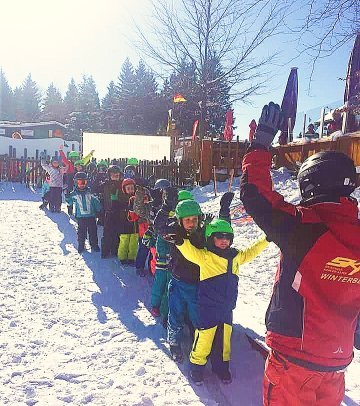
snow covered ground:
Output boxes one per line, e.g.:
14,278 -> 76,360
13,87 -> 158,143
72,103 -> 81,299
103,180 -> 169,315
0,171 -> 359,406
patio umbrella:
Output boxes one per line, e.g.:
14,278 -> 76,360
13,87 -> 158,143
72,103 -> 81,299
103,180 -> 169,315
249,119 -> 257,142
278,67 -> 298,145
223,110 -> 234,141
343,33 -> 360,132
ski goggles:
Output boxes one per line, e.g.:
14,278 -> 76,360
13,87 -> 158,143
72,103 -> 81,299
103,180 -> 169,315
211,232 -> 233,240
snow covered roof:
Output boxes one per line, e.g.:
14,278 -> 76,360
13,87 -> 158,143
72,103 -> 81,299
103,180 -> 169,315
0,121 -> 66,129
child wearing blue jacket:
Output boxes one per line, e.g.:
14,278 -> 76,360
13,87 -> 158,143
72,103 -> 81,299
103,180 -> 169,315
66,172 -> 102,253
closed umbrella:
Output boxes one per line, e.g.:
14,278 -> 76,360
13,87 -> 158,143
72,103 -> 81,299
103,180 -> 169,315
249,119 -> 257,142
223,110 -> 234,141
278,67 -> 298,145
343,33 -> 360,132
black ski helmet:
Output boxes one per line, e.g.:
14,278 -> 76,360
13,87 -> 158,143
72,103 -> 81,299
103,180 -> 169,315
154,179 -> 171,190
74,171 -> 88,181
298,151 -> 356,205
108,165 -> 121,177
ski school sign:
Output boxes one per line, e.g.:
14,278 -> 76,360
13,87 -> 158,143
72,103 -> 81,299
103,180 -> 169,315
82,132 -> 171,161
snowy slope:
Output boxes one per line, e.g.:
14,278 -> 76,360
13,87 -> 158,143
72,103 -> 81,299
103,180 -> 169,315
0,182 -> 263,406
0,172 -> 359,406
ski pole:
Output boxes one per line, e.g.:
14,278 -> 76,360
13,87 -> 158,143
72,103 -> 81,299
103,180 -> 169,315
213,166 -> 217,197
228,168 -> 234,192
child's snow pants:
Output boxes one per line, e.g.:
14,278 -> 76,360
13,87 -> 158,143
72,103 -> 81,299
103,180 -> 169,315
190,321 -> 232,376
101,211 -> 119,257
78,217 -> 98,249
49,187 -> 62,211
135,237 -> 149,270
118,233 -> 138,261
167,278 -> 198,346
151,269 -> 171,318
263,350 -> 345,406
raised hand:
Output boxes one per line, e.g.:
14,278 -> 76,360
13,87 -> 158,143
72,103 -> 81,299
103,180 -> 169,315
253,102 -> 283,149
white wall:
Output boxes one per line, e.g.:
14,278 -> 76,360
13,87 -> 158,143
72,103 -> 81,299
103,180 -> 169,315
82,132 -> 171,161
0,136 -> 80,159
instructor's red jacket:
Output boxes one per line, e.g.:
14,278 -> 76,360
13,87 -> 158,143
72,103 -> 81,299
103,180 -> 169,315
241,147 -> 360,371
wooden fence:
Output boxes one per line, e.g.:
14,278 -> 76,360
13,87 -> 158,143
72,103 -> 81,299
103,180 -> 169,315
275,132 -> 360,185
0,157 -> 195,188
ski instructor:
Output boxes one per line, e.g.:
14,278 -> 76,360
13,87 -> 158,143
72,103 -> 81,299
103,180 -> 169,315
240,102 -> 360,405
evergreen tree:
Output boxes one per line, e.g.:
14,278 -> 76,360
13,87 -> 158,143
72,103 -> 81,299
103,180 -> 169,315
70,75 -> 101,133
101,81 -> 118,133
205,56 -> 232,136
116,58 -> 137,133
133,60 -> 164,134
0,69 -> 14,120
64,78 -> 80,115
13,87 -> 24,121
41,83 -> 65,122
21,74 -> 41,121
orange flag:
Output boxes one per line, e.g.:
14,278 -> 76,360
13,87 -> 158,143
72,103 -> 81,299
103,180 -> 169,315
173,93 -> 187,103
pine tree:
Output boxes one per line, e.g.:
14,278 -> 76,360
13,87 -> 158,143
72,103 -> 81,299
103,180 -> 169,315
72,75 -> 101,133
21,74 -> 41,121
205,56 -> 232,136
13,87 -> 24,121
64,78 -> 80,115
0,69 -> 14,120
133,60 -> 163,134
116,58 -> 137,133
101,81 -> 119,133
41,83 -> 65,122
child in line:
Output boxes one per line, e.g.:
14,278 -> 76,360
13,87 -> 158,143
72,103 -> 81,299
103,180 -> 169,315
133,185 -> 152,276
100,165 -> 123,258
116,178 -> 138,265
40,154 -> 68,212
66,172 -> 102,253
39,173 -> 51,210
174,218 -> 268,385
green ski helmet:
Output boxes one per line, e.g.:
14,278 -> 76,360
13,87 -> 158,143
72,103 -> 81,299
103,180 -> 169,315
178,190 -> 193,201
68,151 -> 80,159
205,219 -> 234,241
74,159 -> 84,167
127,157 -> 139,166
97,159 -> 109,168
175,199 -> 202,219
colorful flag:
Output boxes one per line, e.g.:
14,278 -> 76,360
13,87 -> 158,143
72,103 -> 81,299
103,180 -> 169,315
173,93 -> 187,103
192,120 -> 199,140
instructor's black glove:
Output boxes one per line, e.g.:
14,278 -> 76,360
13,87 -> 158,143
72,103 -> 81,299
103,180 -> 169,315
253,102 -> 283,149
219,191 -> 235,219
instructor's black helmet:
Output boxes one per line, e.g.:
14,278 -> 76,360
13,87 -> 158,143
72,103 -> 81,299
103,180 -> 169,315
108,165 -> 121,175
298,151 -> 356,205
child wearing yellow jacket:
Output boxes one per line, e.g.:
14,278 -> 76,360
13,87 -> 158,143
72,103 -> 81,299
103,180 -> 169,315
175,218 -> 268,385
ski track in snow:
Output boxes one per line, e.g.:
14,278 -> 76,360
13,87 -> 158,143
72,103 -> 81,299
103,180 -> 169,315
0,174 -> 359,406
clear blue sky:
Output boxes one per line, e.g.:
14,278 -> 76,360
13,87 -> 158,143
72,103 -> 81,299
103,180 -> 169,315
0,0 -> 353,138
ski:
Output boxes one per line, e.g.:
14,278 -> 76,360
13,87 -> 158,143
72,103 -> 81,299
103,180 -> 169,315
246,334 -> 269,360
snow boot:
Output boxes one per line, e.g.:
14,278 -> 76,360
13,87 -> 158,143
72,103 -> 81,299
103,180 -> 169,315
170,345 -> 183,363
127,259 -> 135,266
67,205 -> 73,215
136,268 -> 146,277
78,244 -> 85,253
189,369 -> 204,386
212,369 -> 232,384
150,307 -> 160,317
